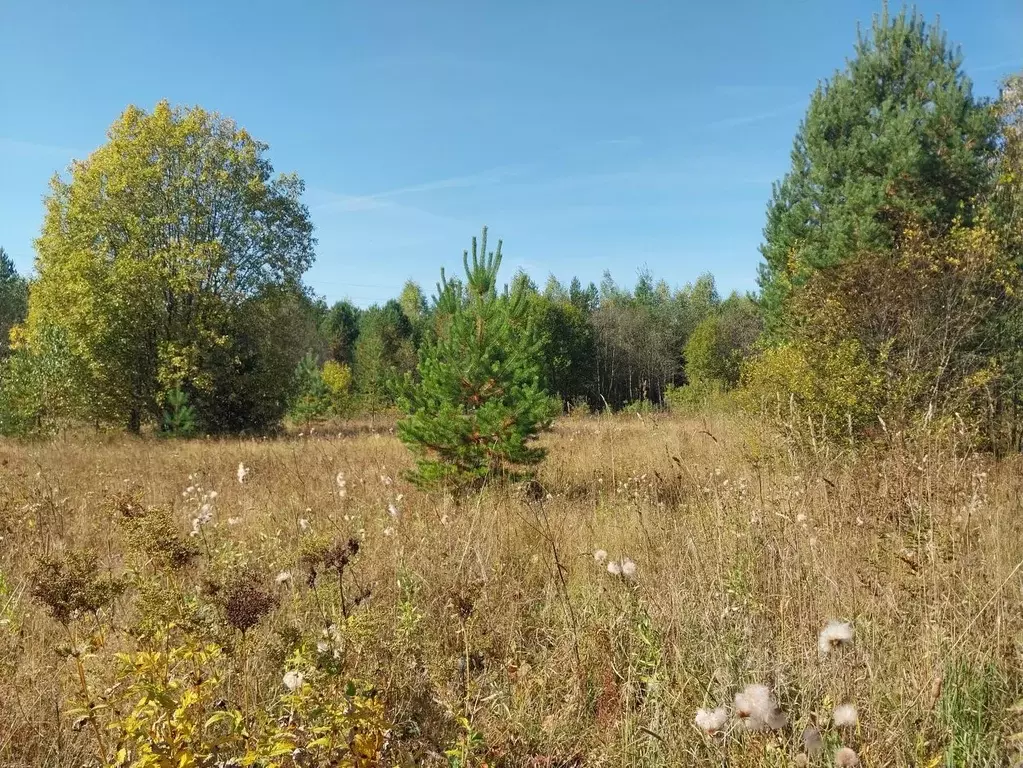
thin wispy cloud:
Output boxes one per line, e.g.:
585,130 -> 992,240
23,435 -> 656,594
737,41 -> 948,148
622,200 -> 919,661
313,164 -> 530,213
593,136 -> 643,147
706,100 -> 806,129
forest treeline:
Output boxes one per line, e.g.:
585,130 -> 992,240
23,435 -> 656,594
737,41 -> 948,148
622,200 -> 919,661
1,7 -> 1022,449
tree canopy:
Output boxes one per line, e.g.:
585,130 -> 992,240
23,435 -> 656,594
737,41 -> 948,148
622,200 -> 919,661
27,101 -> 315,432
759,6 -> 998,335
0,247 -> 28,358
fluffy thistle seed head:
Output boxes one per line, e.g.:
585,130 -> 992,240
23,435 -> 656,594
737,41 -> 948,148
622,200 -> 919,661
834,747 -> 860,767
802,726 -> 824,757
733,683 -> 786,731
819,620 -> 854,656
282,669 -> 304,692
833,704 -> 858,728
593,549 -> 608,563
694,706 -> 728,734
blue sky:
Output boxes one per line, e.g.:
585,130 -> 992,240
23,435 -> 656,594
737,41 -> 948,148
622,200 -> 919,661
1,1 -> 1020,306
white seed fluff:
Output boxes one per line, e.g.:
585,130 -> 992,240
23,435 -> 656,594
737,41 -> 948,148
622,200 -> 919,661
833,704 -> 858,728
733,683 -> 787,731
834,747 -> 860,767
282,670 -> 304,692
818,619 -> 854,656
694,706 -> 728,734
802,726 -> 824,757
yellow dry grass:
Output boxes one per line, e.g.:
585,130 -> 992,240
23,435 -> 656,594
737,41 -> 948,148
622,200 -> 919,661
1,413 -> 1021,766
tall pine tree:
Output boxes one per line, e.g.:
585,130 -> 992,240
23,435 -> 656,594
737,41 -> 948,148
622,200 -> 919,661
758,6 -> 997,336
397,228 -> 551,489
0,248 -> 28,358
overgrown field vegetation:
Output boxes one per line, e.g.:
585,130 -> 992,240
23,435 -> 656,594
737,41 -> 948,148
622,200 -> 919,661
1,414 -> 1022,766
3,6 -> 1023,766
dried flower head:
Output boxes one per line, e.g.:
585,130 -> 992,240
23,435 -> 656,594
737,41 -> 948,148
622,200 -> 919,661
221,569 -> 278,634
833,704 -> 858,728
620,557 -> 637,579
593,549 -> 608,563
282,669 -> 304,692
733,683 -> 787,731
336,471 -> 347,497
607,560 -> 622,576
694,706 -> 728,734
323,538 -> 360,573
819,620 -> 854,656
237,462 -> 249,484
802,726 -> 824,757
317,624 -> 343,658
834,747 -> 860,767
275,571 -> 292,585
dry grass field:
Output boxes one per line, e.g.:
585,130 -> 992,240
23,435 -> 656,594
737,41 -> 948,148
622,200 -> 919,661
1,413 -> 1021,766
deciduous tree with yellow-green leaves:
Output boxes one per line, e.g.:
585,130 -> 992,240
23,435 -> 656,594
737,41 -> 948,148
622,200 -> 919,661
26,101 -> 315,433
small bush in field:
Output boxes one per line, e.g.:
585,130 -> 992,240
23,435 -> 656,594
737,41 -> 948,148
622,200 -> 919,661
29,549 -> 125,626
665,379 -> 733,414
737,337 -> 880,437
322,359 -> 354,415
112,489 -> 198,570
106,637 -> 388,767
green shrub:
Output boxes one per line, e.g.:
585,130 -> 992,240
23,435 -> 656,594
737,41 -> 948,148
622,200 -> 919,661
0,324 -> 86,436
664,379 -> 733,414
737,338 -> 881,438
321,360 -> 354,417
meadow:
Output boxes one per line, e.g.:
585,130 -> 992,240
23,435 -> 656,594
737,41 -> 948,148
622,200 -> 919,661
1,413 -> 1021,767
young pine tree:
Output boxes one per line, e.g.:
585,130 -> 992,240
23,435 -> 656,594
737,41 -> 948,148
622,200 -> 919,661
397,228 -> 552,489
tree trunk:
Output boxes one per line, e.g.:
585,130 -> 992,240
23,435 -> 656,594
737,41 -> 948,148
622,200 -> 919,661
128,406 -> 141,434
